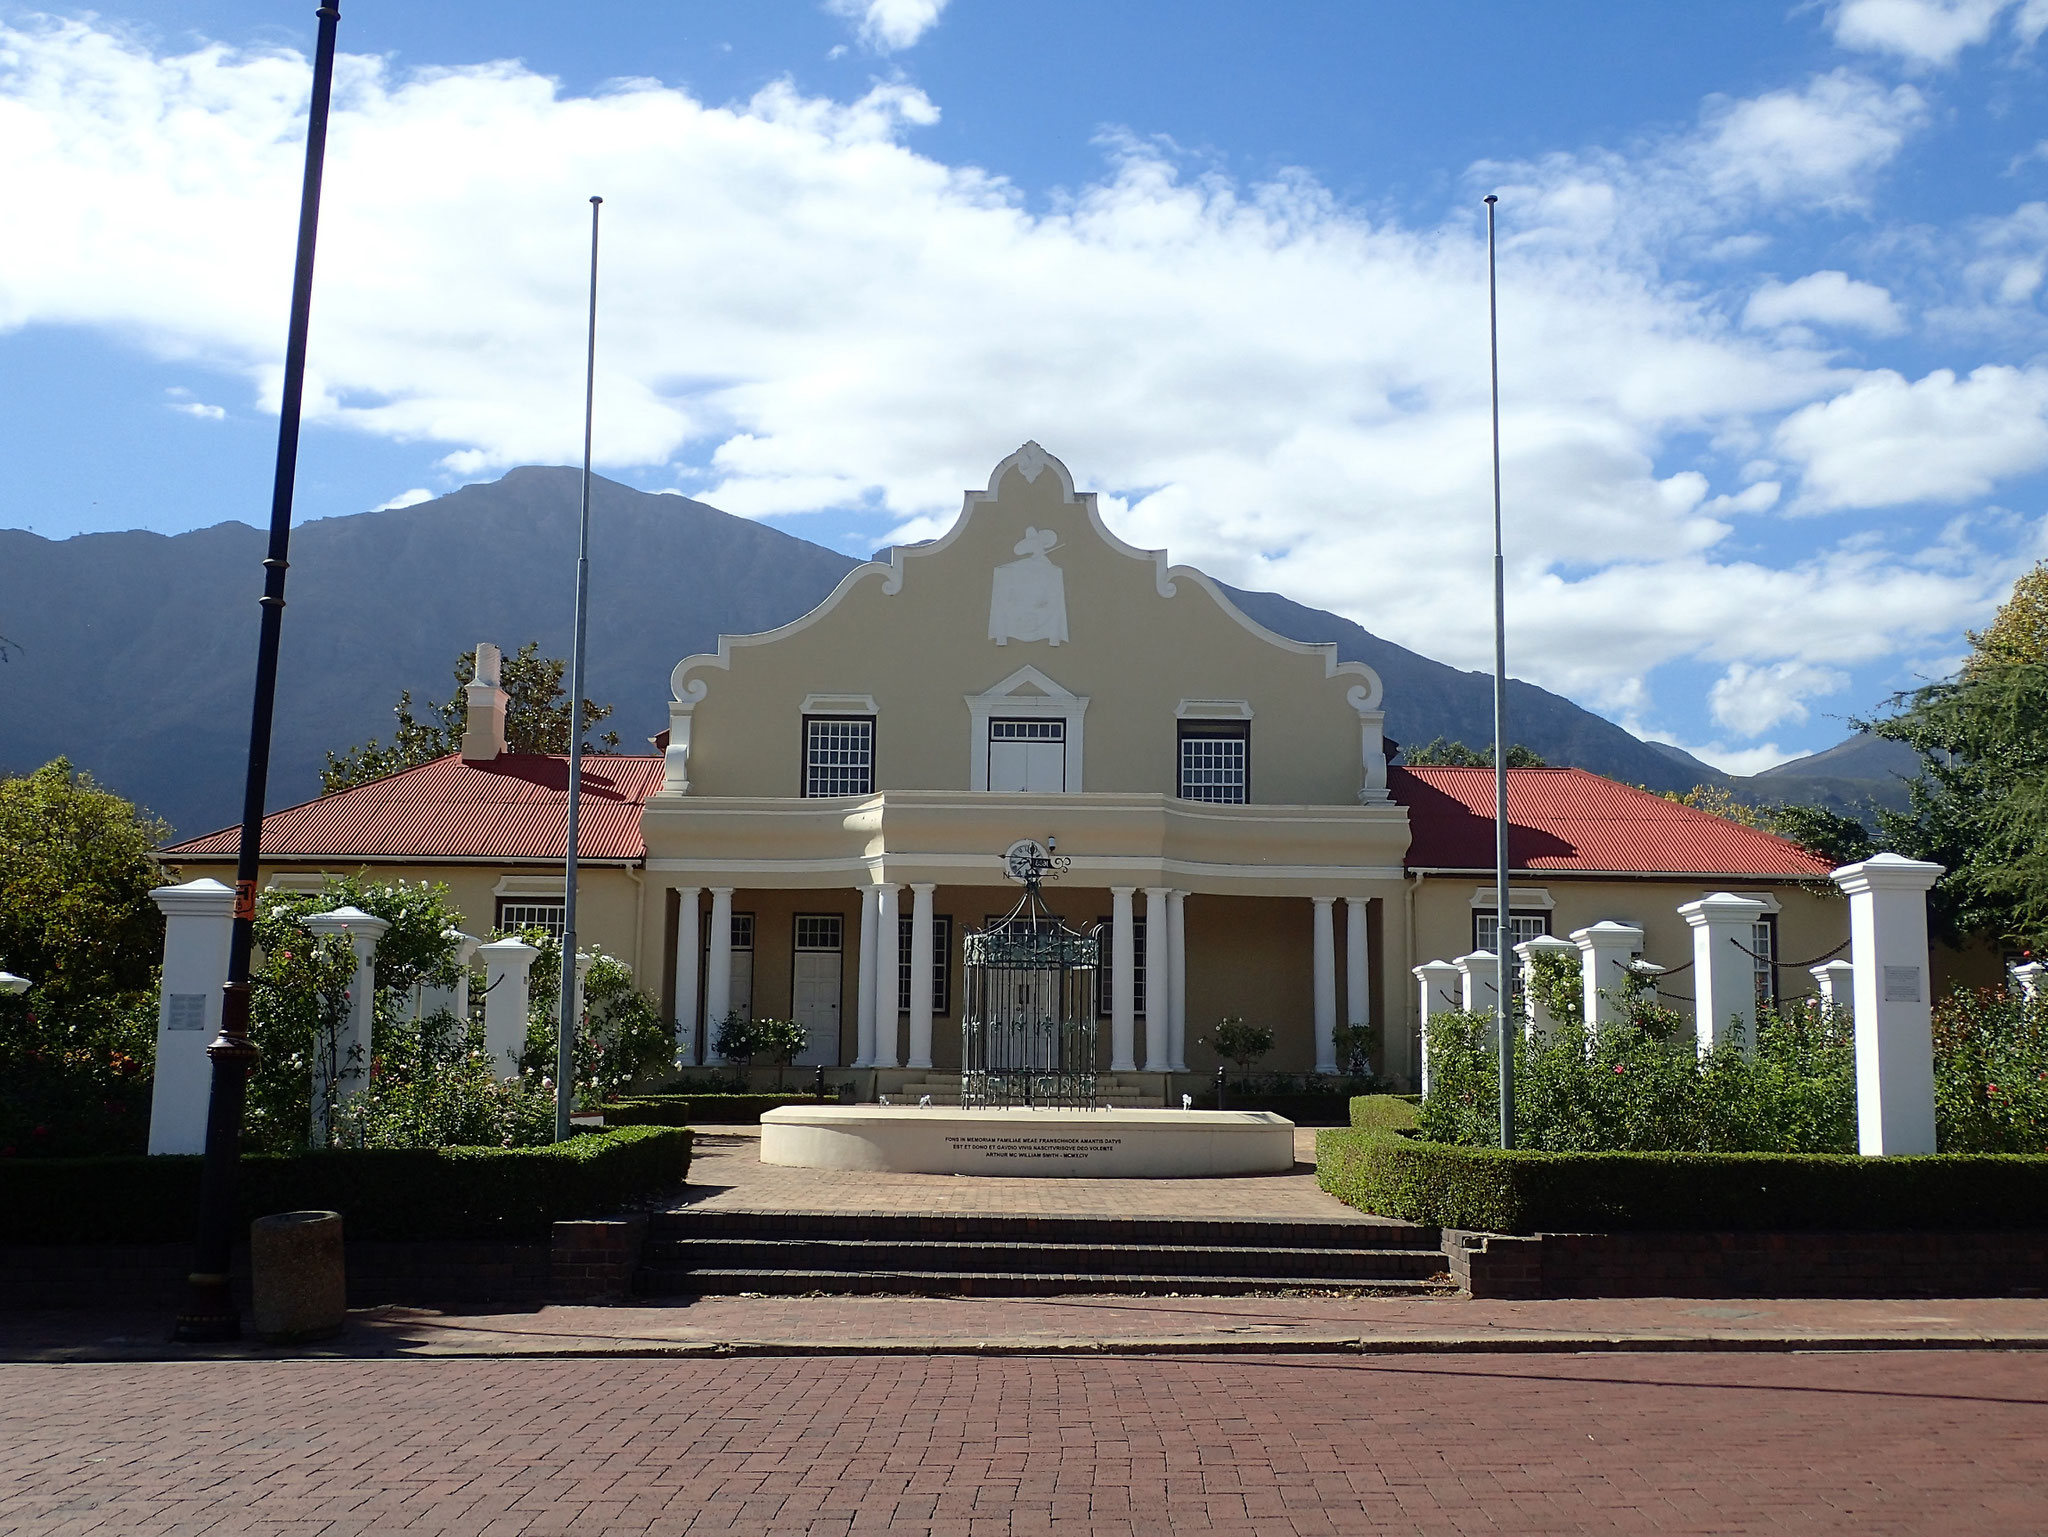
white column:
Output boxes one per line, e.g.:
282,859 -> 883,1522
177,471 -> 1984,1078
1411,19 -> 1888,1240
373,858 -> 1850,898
304,905 -> 389,1139
874,884 -> 901,1069
478,936 -> 539,1077
1142,887 -> 1171,1071
146,878 -> 235,1156
908,883 -> 937,1070
2012,961 -> 2045,1002
672,888 -> 701,1066
704,887 -> 734,1062
854,884 -> 879,1068
1110,887 -> 1137,1072
1453,949 -> 1499,1018
1811,958 -> 1855,1010
1514,934 -> 1578,1037
1411,959 -> 1460,1097
1833,854 -> 1945,1156
1571,921 -> 1643,1035
1311,896 -> 1338,1075
1344,897 -> 1370,1032
571,949 -> 594,1038
1167,890 -> 1189,1071
417,931 -> 480,1023
1679,892 -> 1769,1055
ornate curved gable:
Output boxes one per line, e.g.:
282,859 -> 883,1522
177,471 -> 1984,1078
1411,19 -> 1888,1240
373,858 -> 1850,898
664,445 -> 1388,805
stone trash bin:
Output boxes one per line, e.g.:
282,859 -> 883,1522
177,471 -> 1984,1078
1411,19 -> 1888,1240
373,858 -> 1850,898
250,1211 -> 346,1344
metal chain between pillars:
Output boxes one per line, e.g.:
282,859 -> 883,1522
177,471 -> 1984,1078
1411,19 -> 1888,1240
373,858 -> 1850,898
173,0 -> 342,1345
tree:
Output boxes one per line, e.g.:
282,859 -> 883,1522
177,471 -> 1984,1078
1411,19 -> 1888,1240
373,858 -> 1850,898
323,641 -> 623,793
0,759 -> 168,1154
1865,560 -> 2048,953
1399,737 -> 1547,768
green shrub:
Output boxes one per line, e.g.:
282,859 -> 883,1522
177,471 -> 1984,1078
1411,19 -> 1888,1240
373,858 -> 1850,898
1316,1126 -> 2048,1233
1934,987 -> 2048,1153
520,939 -> 673,1107
1204,1017 -> 1274,1073
1349,1094 -> 1421,1133
1,1125 -> 690,1244
1422,1004 -> 1857,1154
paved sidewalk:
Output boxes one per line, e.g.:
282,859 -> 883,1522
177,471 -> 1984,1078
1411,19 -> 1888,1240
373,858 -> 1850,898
5,1351 -> 2045,1533
10,1293 -> 2048,1363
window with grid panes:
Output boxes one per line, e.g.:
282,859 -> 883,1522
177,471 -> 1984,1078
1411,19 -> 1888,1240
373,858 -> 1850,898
794,914 -> 842,952
1178,723 -> 1248,802
1096,914 -> 1147,1016
896,914 -> 953,1014
1473,910 -> 1550,1000
496,898 -> 565,938
802,716 -> 874,797
1752,915 -> 1779,1007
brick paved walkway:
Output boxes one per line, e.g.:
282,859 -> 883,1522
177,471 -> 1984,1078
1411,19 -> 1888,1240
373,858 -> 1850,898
4,1351 -> 2044,1533
674,1127 -> 1384,1222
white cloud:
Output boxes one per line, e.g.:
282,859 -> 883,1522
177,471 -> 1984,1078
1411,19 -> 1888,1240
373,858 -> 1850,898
1744,271 -> 1904,334
824,0 -> 950,52
169,400 -> 226,420
1647,736 -> 1804,777
1829,0 -> 2013,66
0,19 -> 2027,746
1775,365 -> 2048,508
1709,660 -> 1851,736
373,487 -> 434,510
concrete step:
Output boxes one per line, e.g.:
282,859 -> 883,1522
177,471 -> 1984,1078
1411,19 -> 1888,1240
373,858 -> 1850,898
637,1268 -> 1451,1298
649,1209 -> 1440,1249
643,1237 -> 1447,1281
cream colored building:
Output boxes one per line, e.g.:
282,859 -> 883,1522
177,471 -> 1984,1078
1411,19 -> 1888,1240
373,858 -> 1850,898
166,444 -> 1852,1094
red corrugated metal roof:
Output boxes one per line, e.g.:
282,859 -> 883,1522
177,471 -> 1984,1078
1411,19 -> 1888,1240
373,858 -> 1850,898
164,754 -> 664,862
1395,765 -> 1836,876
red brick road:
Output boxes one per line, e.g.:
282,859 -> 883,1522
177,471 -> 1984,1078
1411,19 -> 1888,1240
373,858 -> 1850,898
5,1351 -> 2045,1534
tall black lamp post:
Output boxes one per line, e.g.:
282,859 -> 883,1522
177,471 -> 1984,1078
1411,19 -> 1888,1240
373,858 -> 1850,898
173,0 -> 343,1343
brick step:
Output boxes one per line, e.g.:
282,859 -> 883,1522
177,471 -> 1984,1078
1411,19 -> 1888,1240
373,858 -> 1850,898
634,1267 -> 1452,1298
642,1237 -> 1447,1281
648,1209 -> 1440,1250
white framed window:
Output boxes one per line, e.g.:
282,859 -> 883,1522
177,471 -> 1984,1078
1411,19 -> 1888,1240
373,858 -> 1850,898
1178,725 -> 1249,802
1752,915 -> 1779,1008
1472,910 -> 1551,955
794,914 -> 843,953
988,717 -> 1066,792
1096,913 -> 1147,1017
897,914 -> 954,1015
803,716 -> 874,797
497,898 -> 566,938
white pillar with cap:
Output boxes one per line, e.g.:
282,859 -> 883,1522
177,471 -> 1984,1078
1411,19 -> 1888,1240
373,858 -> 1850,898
1412,959 -> 1460,1097
1833,853 -> 1945,1156
147,878 -> 236,1155
1514,933 -> 1579,1037
1811,958 -> 1855,1010
1679,892 -> 1769,1054
704,887 -> 734,1063
304,905 -> 390,1140
2012,961 -> 2045,1003
1571,921 -> 1643,1034
671,888 -> 701,1065
873,884 -> 901,1069
478,936 -> 539,1077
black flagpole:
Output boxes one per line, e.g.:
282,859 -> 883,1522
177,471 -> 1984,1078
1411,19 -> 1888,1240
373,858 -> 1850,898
173,0 -> 343,1343
557,195 -> 602,1143
1486,194 -> 1515,1152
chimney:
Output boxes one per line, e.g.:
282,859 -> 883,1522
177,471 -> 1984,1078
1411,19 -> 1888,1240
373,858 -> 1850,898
461,642 -> 508,761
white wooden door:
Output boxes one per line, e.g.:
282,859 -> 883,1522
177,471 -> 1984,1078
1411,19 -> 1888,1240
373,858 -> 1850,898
988,719 -> 1065,792
792,913 -> 842,1066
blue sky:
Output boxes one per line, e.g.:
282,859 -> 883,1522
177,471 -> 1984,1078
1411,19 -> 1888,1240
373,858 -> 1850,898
3,0 -> 2046,771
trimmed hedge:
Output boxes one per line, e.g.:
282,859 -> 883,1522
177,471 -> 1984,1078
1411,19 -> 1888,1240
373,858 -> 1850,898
603,1093 -> 836,1126
2,1126 -> 691,1245
1316,1127 -> 2048,1234
1349,1095 -> 1422,1134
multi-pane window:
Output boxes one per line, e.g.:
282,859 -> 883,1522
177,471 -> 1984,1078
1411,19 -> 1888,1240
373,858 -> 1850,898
1752,915 -> 1779,1008
988,718 -> 1065,792
1096,914 -> 1147,1016
896,914 -> 954,1014
1473,910 -> 1550,1002
803,716 -> 874,797
794,914 -> 842,952
1178,725 -> 1248,803
497,898 -> 565,938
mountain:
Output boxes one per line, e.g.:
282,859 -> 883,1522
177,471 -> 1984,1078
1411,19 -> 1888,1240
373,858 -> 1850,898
0,465 -> 1896,836
1741,732 -> 1921,819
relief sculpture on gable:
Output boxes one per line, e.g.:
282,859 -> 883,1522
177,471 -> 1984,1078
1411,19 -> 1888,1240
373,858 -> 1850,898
988,526 -> 1068,646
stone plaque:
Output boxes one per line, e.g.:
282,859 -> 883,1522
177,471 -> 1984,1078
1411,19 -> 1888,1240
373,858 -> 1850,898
166,993 -> 208,1030
1882,965 -> 1922,1004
